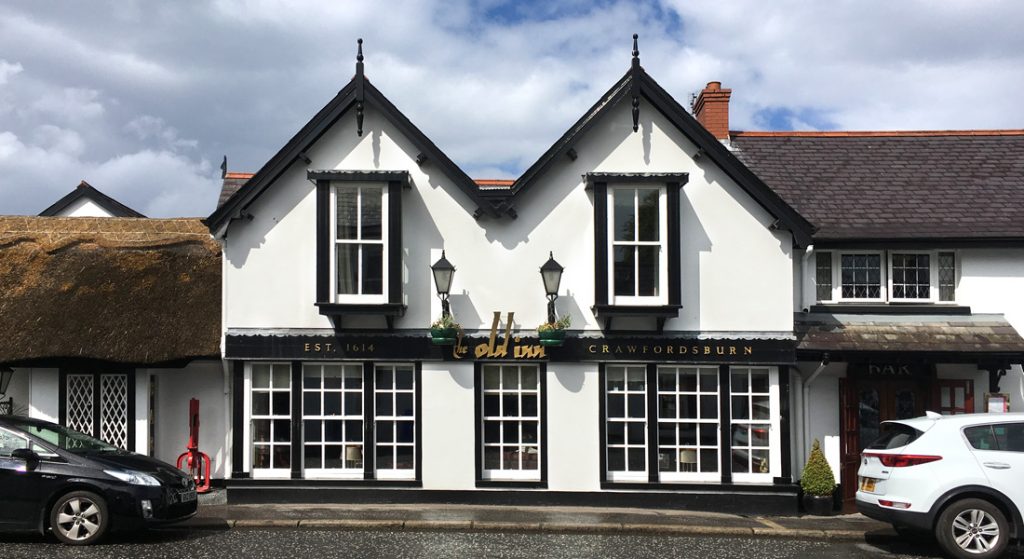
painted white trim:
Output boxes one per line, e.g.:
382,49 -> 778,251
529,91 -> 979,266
888,250 -> 939,303
729,366 -> 781,484
834,250 -> 886,302
331,182 -> 389,305
607,185 -> 669,306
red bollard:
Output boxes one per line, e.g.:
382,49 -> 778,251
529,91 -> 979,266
176,398 -> 212,493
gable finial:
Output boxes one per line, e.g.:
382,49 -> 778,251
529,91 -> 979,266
355,38 -> 365,137
630,33 -> 640,132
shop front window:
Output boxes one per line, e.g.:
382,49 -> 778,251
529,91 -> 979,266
605,365 -> 647,481
730,367 -> 772,480
374,364 -> 416,479
480,364 -> 542,481
658,366 -> 720,481
302,364 -> 363,478
251,363 -> 291,476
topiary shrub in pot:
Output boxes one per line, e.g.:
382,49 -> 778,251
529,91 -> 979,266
800,438 -> 837,516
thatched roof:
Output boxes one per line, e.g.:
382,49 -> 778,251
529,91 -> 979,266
0,217 -> 221,365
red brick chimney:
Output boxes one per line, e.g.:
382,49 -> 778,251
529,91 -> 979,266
693,81 -> 732,140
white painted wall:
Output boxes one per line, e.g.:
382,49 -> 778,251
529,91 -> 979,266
150,361 -> 229,478
3,368 -> 32,416
223,99 -> 794,336
958,248 -> 1024,332
795,361 -> 845,481
420,361 -> 476,490
59,197 -> 115,217
545,363 -> 600,491
28,368 -> 59,422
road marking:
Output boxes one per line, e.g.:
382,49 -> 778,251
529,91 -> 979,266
754,517 -> 786,530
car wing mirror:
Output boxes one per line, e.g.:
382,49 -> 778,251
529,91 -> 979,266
11,448 -> 40,471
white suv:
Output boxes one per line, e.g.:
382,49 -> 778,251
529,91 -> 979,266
857,412 -> 1024,559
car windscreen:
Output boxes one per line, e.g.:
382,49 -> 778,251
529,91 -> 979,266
5,420 -> 118,453
866,423 -> 923,450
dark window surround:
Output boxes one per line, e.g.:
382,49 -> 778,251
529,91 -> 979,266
588,173 -> 685,332
243,360 -> 422,483
599,363 -> 791,489
474,362 -> 549,488
58,368 -> 136,453
313,170 -> 409,330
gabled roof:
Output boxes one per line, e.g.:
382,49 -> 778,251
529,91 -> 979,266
508,52 -> 814,247
730,131 -> 1024,243
39,181 -> 146,218
0,217 -> 220,365
206,45 -> 499,235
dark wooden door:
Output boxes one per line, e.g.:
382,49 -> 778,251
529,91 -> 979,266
839,378 -> 925,507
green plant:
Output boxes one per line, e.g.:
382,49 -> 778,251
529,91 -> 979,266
430,314 -> 460,330
537,314 -> 571,332
800,439 -> 836,497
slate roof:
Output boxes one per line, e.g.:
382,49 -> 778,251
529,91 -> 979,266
0,217 -> 221,365
795,312 -> 1024,356
731,131 -> 1024,241
39,181 -> 146,218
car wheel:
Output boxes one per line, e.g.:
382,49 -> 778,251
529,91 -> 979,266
49,491 -> 110,545
935,498 -> 1008,559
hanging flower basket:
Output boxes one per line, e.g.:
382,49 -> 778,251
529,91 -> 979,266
537,329 -> 566,347
430,326 -> 458,345
537,315 -> 571,347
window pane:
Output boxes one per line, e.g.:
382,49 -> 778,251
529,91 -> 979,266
613,246 -> 635,296
637,188 -> 660,242
304,444 -> 322,469
252,392 -> 270,416
272,392 -> 289,416
252,365 -> 271,389
336,188 -> 358,240
361,186 -> 383,240
304,420 -> 321,442
336,244 -> 358,295
627,448 -> 646,471
272,365 -> 290,388
396,393 -> 414,417
253,419 -> 270,442
841,253 -> 881,299
938,252 -> 956,301
608,448 -> 625,471
323,393 -> 341,416
376,393 -> 393,416
815,252 -> 832,301
361,244 -> 383,295
637,246 -> 659,296
272,419 -> 290,442
892,253 -> 930,300
613,189 -> 635,242
304,392 -> 321,416
324,421 -> 343,442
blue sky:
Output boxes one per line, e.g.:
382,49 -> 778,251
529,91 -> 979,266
1,0 -> 1023,216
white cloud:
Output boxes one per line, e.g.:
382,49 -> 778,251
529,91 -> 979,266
2,1 -> 1024,217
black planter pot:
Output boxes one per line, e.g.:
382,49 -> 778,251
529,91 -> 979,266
802,494 -> 834,516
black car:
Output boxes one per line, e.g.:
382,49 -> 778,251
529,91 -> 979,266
0,416 -> 197,545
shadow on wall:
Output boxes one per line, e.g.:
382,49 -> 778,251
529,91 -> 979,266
554,368 -> 585,393
223,168 -> 313,269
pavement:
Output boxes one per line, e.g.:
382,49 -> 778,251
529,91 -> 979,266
182,496 -> 897,542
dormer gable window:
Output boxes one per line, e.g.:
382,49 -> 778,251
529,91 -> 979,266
312,170 -> 408,328
588,173 -> 686,331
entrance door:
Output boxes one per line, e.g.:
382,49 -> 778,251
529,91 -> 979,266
839,377 -> 924,507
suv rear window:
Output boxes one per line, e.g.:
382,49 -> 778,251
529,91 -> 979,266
964,423 -> 1024,452
867,423 -> 923,450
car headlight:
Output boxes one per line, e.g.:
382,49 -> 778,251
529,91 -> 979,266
105,469 -> 161,486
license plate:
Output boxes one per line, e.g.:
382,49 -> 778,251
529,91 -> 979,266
859,477 -> 876,493
179,490 -> 197,503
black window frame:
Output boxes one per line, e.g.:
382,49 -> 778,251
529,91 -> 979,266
312,171 -> 409,329
587,173 -> 685,331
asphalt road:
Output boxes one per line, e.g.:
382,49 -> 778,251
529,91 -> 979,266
1,528 -> 1023,559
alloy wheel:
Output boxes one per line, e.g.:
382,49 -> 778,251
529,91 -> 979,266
54,497 -> 103,542
950,508 -> 1000,554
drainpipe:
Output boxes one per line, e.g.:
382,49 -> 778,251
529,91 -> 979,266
801,353 -> 830,475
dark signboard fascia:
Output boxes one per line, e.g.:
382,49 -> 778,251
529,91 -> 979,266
225,334 -> 796,364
